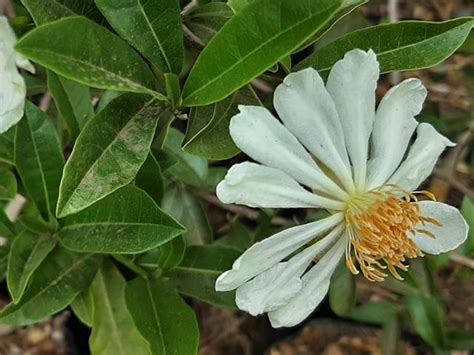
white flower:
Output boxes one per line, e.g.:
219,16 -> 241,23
215,49 -> 469,328
0,16 -> 34,134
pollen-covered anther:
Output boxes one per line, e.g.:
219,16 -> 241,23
344,190 -> 440,282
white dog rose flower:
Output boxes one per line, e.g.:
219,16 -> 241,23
215,49 -> 469,328
0,16 -> 34,133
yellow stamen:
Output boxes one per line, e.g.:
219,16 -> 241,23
344,188 -> 440,282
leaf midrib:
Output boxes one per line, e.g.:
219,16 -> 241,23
146,280 -> 166,355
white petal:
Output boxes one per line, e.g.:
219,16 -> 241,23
235,225 -> 343,315
387,123 -> 454,191
0,70 -> 25,133
367,79 -> 427,190
411,201 -> 468,255
215,214 -> 343,291
268,237 -> 346,328
274,68 -> 354,192
230,105 -> 348,200
216,162 -> 345,210
326,49 -> 379,190
0,16 -> 35,73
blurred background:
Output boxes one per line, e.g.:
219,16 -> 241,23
0,0 -> 473,354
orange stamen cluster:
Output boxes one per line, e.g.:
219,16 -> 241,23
344,188 -> 441,282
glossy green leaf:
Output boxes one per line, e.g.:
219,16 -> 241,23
329,261 -> 356,316
96,0 -> 183,74
56,94 -> 162,218
48,71 -> 94,139
125,278 -> 199,355
183,85 -> 260,160
15,101 -> 65,220
164,129 -> 208,187
71,290 -> 93,327
0,169 -> 17,201
0,130 -> 14,165
16,17 -> 162,97
158,236 -> 185,271
406,295 -> 447,349
182,0 -> 344,106
7,231 -> 56,303
0,247 -> 101,326
89,260 -> 149,355
21,0 -> 74,25
135,152 -> 164,205
167,245 -> 240,308
162,184 -> 212,246
295,18 -> 474,75
185,2 -> 233,45
56,186 -> 185,254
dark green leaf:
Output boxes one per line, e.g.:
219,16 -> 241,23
167,245 -> 240,308
15,101 -> 65,220
183,85 -> 260,160
135,152 -> 164,205
0,247 -> 101,326
17,201 -> 57,234
164,129 -> 208,187
329,261 -> 356,316
214,220 -> 253,251
56,186 -> 184,254
185,2 -> 233,45
16,17 -> 163,98
406,295 -> 447,349
164,73 -> 181,108
295,18 -> 474,75
158,236 -> 185,271
460,197 -> 474,255
96,0 -> 183,74
70,290 -> 93,326
56,94 -> 162,217
21,0 -> 74,25
48,71 -> 94,139
0,130 -> 14,165
7,231 -> 57,303
0,169 -> 17,201
125,278 -> 199,355
182,0 -> 344,106
446,330 -> 474,350
382,315 -> 401,355
349,301 -> 398,325
89,259 -> 149,355
162,184 -> 212,246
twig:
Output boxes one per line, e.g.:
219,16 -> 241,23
198,192 -> 292,226
182,24 -> 206,48
450,252 -> 474,270
39,91 -> 52,112
433,168 -> 474,200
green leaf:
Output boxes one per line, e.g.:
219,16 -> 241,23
16,17 -> 162,98
329,261 -> 356,316
185,2 -> 233,45
0,210 -> 15,239
164,128 -> 208,187
7,231 -> 57,303
15,101 -> 65,220
167,245 -> 240,308
125,278 -> 199,355
183,85 -> 260,160
70,290 -> 93,327
48,71 -> 94,139
158,236 -> 185,271
295,18 -> 474,75
0,130 -> 14,165
0,169 -> 17,201
0,247 -> 101,326
56,94 -> 162,218
18,201 -> 57,234
382,315 -> 401,355
182,0 -> 344,106
406,295 -> 447,349
96,0 -> 183,74
349,301 -> 398,325
135,152 -> 164,205
56,186 -> 185,254
164,73 -> 181,108
446,330 -> 474,350
460,197 -> 474,255
214,220 -> 253,251
162,184 -> 212,246
21,0 -> 74,25
89,260 -> 149,355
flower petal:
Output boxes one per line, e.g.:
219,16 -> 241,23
326,49 -> 379,190
0,16 -> 35,73
274,68 -> 354,192
235,225 -> 343,316
411,201 -> 468,255
366,79 -> 427,190
216,162 -> 345,210
0,70 -> 26,133
387,123 -> 454,192
268,237 -> 346,328
215,214 -> 343,292
229,105 -> 348,200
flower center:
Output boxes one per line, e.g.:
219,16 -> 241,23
343,187 -> 441,282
